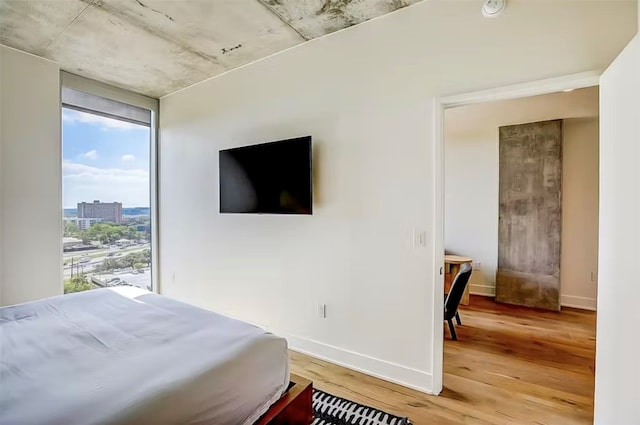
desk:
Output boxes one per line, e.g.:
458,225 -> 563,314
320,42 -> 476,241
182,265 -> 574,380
445,255 -> 472,306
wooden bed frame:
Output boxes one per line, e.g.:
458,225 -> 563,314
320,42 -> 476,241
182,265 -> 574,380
255,374 -> 313,425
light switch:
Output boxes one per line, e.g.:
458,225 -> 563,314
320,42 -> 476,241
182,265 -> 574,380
413,229 -> 427,248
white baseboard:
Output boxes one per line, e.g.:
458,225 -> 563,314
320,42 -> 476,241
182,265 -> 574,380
274,330 -> 434,394
561,295 -> 597,311
469,284 -> 495,297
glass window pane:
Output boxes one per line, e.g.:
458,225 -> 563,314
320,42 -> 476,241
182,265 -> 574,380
62,104 -> 153,293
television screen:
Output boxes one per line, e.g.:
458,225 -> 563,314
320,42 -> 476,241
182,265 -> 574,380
219,136 -> 312,214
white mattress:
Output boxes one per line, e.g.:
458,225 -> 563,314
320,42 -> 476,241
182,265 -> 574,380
0,287 -> 290,425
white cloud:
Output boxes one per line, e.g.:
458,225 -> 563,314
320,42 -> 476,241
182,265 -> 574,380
63,108 -> 146,131
63,161 -> 149,208
83,150 -> 98,160
121,154 -> 136,162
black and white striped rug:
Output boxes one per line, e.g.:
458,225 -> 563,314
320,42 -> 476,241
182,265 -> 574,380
312,388 -> 412,425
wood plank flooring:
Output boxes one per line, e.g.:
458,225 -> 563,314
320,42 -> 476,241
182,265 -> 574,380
289,295 -> 596,425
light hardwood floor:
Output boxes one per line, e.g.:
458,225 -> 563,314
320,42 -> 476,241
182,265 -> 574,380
290,295 -> 596,425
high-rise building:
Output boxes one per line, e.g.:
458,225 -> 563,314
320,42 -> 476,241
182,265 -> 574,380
78,200 -> 122,224
64,217 -> 104,231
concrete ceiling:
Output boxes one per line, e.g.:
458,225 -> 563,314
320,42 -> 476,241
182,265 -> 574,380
0,0 -> 420,98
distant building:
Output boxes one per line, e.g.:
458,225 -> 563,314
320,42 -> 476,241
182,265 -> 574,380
65,217 -> 104,231
78,200 -> 122,224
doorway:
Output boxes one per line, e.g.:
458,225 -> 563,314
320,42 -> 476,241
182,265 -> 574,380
432,73 -> 601,423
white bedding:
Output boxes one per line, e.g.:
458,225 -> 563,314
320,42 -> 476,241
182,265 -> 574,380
0,287 -> 290,425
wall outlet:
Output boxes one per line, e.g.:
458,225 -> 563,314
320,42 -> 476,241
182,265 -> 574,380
473,262 -> 481,271
318,303 -> 327,318
591,271 -> 597,283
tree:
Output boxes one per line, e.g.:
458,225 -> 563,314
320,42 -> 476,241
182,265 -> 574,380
95,258 -> 119,273
64,221 -> 80,237
79,222 -> 145,245
94,248 -> 152,274
64,275 -> 95,294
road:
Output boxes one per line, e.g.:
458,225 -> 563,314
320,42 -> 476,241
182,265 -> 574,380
63,244 -> 150,279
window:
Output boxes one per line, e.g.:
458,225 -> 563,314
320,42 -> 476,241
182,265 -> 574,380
61,74 -> 158,294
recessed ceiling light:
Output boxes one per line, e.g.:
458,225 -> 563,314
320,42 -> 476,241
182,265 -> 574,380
563,89 -> 575,92
482,0 -> 507,18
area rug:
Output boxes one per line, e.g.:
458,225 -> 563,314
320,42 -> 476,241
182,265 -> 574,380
312,388 -> 412,425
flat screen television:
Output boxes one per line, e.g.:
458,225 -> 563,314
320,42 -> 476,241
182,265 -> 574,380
219,136 -> 312,214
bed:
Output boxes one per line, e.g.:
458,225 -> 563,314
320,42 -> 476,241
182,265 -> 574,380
0,287 -> 307,425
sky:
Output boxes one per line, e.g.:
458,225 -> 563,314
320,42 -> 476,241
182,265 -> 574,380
62,108 -> 150,208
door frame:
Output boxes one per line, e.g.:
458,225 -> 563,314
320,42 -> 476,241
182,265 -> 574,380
430,70 -> 601,395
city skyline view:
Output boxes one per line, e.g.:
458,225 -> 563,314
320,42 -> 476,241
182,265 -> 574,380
62,107 -> 153,294
62,108 -> 151,208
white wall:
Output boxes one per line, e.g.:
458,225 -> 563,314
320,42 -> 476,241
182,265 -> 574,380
594,34 -> 640,425
0,46 -> 62,305
159,1 -> 636,393
561,117 -> 600,309
444,89 -> 600,310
